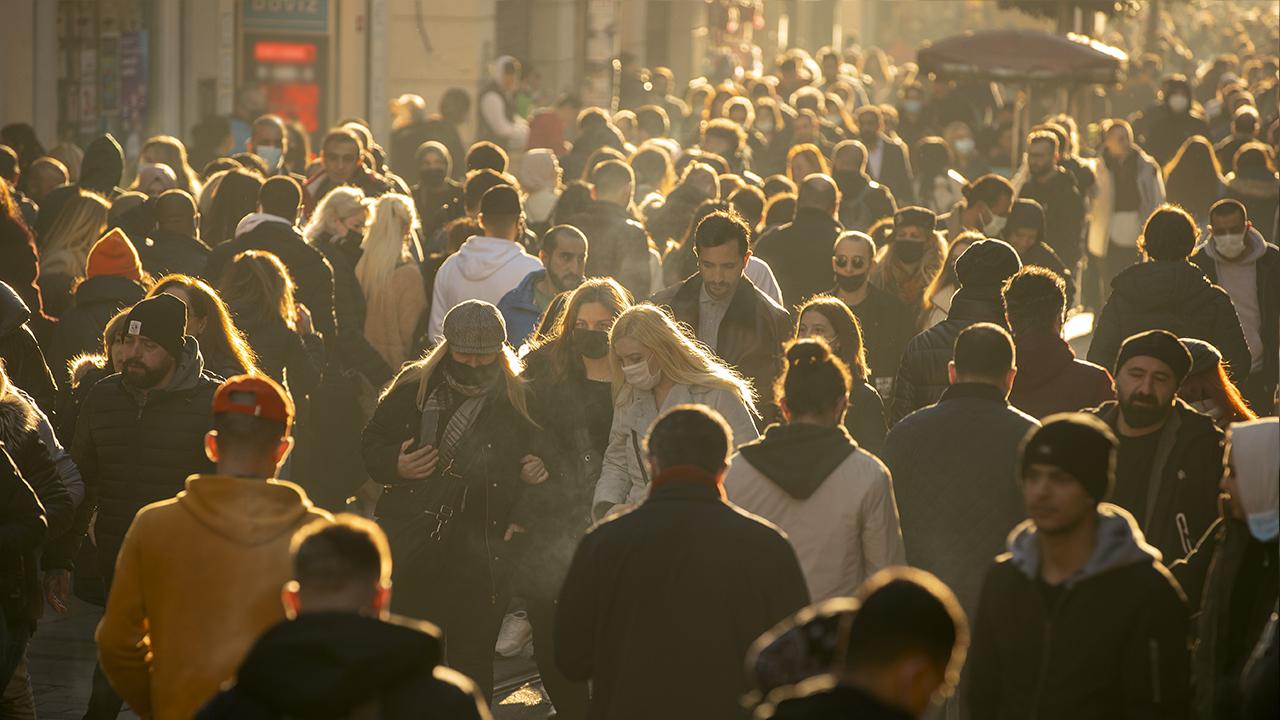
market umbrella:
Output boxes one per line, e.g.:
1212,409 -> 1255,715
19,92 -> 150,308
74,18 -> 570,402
917,29 -> 1127,84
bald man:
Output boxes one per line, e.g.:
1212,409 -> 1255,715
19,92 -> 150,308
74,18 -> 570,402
140,189 -> 210,278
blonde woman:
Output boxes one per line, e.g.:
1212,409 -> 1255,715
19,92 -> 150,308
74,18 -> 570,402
355,193 -> 427,368
592,304 -> 759,519
360,299 -> 545,700
39,190 -> 111,317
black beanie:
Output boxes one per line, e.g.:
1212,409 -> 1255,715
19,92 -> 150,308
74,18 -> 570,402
955,238 -> 1022,289
124,294 -> 187,360
1020,413 -> 1117,502
1115,329 -> 1192,383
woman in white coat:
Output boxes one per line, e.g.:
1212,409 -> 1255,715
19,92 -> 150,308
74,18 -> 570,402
725,337 -> 905,601
592,304 -> 759,519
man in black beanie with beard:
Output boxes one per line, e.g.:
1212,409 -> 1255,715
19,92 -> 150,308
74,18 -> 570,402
46,292 -> 222,719
1086,329 -> 1224,564
967,412 -> 1190,719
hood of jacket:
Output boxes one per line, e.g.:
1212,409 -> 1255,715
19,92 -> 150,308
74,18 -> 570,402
234,212 -> 296,239
69,355 -> 110,391
1007,503 -> 1162,585
737,423 -> 858,500
233,611 -> 444,716
454,235 -> 532,282
1013,331 -> 1077,391
72,275 -> 147,308
177,475 -> 314,546
0,281 -> 31,337
80,134 -> 124,196
1109,260 -> 1219,311
0,389 -> 37,448
1198,226 -> 1268,265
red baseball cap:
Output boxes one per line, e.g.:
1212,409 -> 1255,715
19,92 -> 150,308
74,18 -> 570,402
212,375 -> 294,429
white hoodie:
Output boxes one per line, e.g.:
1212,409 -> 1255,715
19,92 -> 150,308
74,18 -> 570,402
428,235 -> 542,342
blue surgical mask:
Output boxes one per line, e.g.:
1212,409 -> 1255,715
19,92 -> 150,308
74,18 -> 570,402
1247,510 -> 1279,542
256,145 -> 283,171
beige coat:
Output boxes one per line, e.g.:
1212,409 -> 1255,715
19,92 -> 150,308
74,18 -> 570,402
96,475 -> 332,720
364,262 -> 428,369
724,449 -> 905,601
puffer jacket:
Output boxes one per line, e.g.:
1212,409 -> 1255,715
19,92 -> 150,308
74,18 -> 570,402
0,281 -> 57,416
50,338 -> 219,575
651,274 -> 791,422
726,423 -> 905,601
1088,399 -> 1224,566
1009,331 -> 1115,419
49,275 -> 146,384
568,200 -> 653,302
888,288 -> 1008,425
1087,260 -> 1251,383
967,504 -> 1190,719
592,383 -> 759,518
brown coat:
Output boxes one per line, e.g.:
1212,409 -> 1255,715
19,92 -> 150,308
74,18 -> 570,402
1009,331 -> 1115,420
96,475 -> 332,720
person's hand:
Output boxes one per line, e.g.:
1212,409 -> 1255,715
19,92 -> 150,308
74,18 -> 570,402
397,439 -> 438,480
44,570 -> 70,615
519,455 -> 549,485
296,304 -> 314,336
503,523 -> 526,542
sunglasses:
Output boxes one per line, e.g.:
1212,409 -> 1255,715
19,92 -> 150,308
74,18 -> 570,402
834,256 -> 867,270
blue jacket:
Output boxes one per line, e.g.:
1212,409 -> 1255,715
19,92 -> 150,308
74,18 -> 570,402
498,269 -> 546,347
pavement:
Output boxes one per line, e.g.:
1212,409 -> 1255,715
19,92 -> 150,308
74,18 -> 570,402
28,596 -> 552,719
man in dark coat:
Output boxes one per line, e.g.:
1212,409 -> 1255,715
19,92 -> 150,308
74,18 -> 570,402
139,189 -> 210,280
889,239 -> 1022,425
1087,330 -> 1224,565
755,174 -> 844,308
1017,131 -> 1086,271
1131,75 -> 1211,166
568,160 -> 652,301
555,405 -> 810,720
303,128 -> 399,213
883,323 -> 1038,617
1004,266 -> 1114,419
49,294 -> 218,719
0,282 -> 56,416
1088,205 -> 1251,384
830,140 -> 897,234
198,516 -> 489,719
967,413 -> 1191,719
855,106 -> 913,205
206,176 -> 337,338
410,141 -> 463,242
1002,198 -> 1075,305
1191,199 -> 1279,413
652,212 -> 791,422
831,232 -> 915,397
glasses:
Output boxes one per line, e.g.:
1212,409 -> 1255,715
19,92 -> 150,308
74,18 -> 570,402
834,256 -> 867,270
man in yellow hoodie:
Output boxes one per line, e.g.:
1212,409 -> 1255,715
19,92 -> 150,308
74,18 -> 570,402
96,374 -> 333,719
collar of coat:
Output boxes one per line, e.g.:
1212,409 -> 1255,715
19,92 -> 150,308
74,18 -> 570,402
666,272 -> 776,328
939,382 -> 1009,406
648,464 -> 727,500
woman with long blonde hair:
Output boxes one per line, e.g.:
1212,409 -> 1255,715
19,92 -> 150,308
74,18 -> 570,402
360,299 -> 544,700
150,274 -> 260,378
355,193 -> 427,368
39,190 -> 111,316
592,303 -> 759,519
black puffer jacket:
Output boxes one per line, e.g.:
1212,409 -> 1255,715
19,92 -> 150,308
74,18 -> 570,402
310,231 -> 393,387
138,229 -> 210,280
888,288 -> 1008,425
52,339 -> 218,574
0,281 -> 57,416
1088,261 -> 1251,382
197,612 -> 488,720
569,200 -> 653,302
49,275 -> 146,384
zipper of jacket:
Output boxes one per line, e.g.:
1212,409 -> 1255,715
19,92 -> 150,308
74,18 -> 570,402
1029,590 -> 1069,720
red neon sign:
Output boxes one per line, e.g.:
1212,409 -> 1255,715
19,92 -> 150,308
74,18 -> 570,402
254,41 -> 317,65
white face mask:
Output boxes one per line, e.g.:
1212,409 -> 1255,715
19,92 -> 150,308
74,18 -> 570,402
622,357 -> 660,391
1190,399 -> 1227,421
954,137 -> 976,156
1167,94 -> 1190,113
256,145 -> 284,171
983,210 -> 1007,237
1213,232 -> 1247,259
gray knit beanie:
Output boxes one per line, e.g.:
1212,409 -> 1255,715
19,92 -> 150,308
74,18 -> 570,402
442,300 -> 507,354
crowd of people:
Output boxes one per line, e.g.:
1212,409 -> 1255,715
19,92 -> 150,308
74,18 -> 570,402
0,4 -> 1278,719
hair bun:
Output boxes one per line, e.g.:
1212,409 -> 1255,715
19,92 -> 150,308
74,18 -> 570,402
786,338 -> 831,368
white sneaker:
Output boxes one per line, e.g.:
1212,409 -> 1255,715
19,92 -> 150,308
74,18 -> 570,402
495,610 -> 533,657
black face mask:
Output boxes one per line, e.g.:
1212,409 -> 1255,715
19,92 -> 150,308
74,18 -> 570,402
419,167 -> 447,187
895,241 -> 925,264
836,272 -> 869,292
343,228 -> 364,246
445,357 -> 501,387
571,328 -> 610,359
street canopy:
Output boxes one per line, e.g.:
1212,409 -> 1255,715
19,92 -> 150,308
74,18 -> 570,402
917,29 -> 1127,84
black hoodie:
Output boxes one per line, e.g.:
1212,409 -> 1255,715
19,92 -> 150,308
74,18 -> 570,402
198,612 -> 488,719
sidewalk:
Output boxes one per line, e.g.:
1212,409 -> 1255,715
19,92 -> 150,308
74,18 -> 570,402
28,597 -> 550,719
